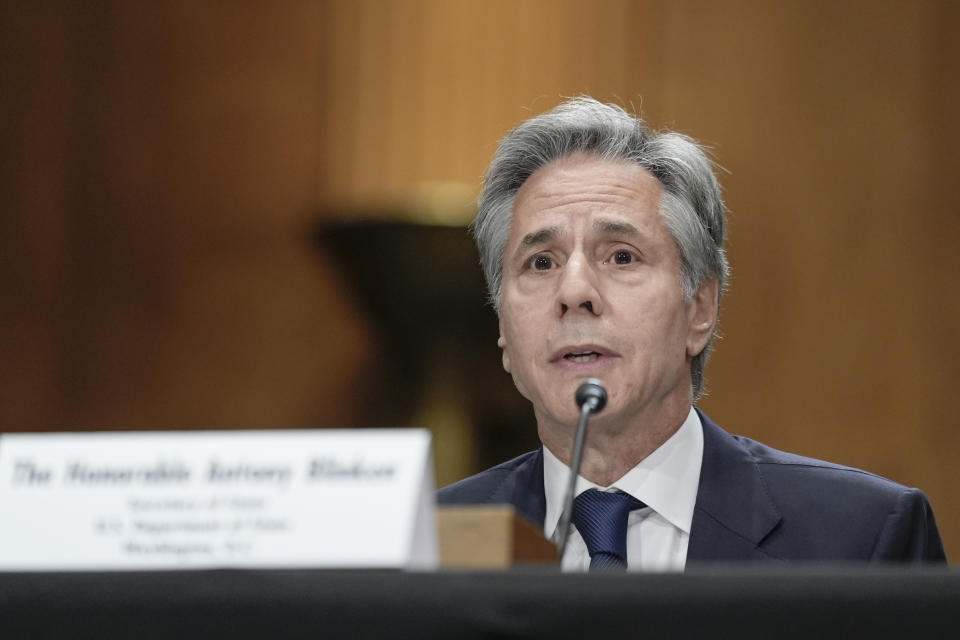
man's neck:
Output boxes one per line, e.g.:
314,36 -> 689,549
538,395 -> 692,487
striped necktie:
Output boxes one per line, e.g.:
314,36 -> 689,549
571,488 -> 646,571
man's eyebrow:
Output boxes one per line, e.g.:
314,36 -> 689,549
594,219 -> 639,235
520,226 -> 562,247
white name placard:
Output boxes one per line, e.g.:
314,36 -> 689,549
0,429 -> 436,571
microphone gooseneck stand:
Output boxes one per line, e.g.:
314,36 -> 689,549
555,379 -> 607,560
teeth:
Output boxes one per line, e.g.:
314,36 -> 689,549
566,352 -> 600,363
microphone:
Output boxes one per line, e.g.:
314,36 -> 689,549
575,378 -> 608,413
555,379 -> 608,560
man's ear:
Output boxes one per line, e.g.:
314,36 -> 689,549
686,278 -> 719,358
498,319 -> 511,373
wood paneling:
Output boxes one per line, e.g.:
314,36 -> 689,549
316,0 -> 665,219
0,2 -> 372,430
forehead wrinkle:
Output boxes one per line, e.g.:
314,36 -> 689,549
527,192 -> 634,210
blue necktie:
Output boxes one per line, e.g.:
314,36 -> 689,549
571,488 -> 646,571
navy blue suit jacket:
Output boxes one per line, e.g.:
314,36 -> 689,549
437,411 -> 946,563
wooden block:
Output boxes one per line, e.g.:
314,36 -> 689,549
436,504 -> 558,569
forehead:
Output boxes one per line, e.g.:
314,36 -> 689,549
510,154 -> 663,233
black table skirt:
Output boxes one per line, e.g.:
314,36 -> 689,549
1,567 -> 956,639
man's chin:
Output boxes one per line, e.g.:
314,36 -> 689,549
536,404 -> 590,433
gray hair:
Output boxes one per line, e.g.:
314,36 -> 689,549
473,96 -> 729,399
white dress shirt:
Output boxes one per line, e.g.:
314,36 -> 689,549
543,406 -> 704,572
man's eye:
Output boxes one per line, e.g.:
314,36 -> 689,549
611,250 -> 635,265
530,254 -> 554,271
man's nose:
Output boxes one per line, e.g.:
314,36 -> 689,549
557,255 -> 603,317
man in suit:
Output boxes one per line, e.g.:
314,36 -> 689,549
438,97 -> 946,569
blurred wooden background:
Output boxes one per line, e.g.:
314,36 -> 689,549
1,1 -> 957,556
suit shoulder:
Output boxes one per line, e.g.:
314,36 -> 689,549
733,434 -> 909,496
727,433 -> 945,561
730,433 -> 939,543
437,450 -> 539,505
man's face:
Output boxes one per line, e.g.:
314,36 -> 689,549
497,154 -> 716,433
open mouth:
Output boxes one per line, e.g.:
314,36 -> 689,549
564,351 -> 601,363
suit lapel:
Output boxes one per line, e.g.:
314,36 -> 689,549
687,411 -> 783,562
489,447 -> 547,529
490,415 -> 782,560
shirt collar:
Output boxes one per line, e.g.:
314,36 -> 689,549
543,406 -> 704,539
